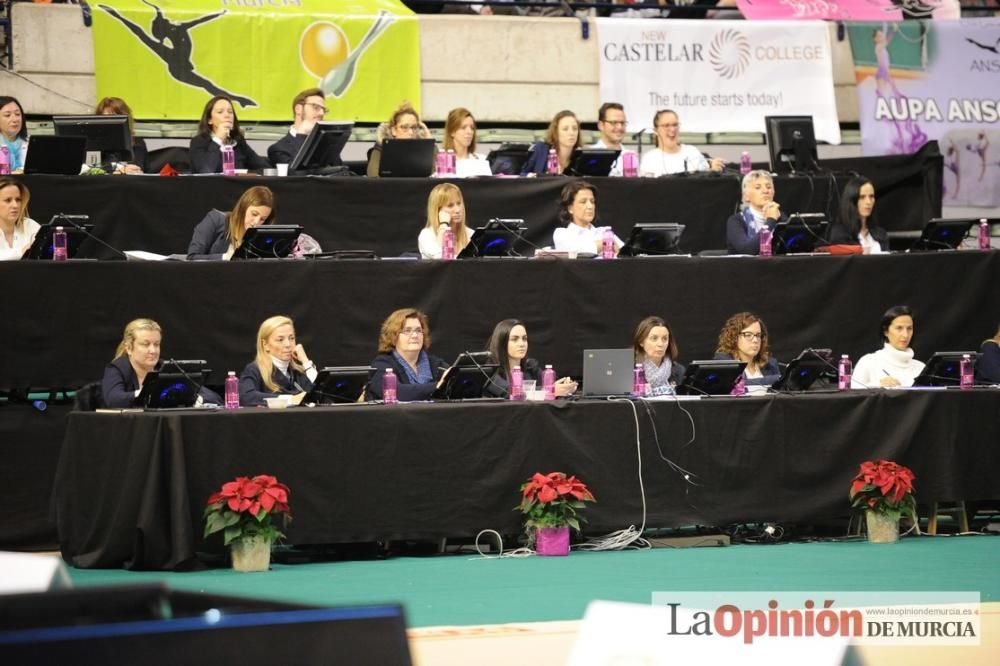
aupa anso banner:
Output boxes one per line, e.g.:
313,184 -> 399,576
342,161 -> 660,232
93,0 -> 420,122
597,18 -> 841,144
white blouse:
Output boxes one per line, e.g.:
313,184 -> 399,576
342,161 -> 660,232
0,217 -> 40,261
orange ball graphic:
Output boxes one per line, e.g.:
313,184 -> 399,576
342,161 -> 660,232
299,22 -> 350,79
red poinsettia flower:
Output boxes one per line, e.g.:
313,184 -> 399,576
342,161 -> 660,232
849,459 -> 916,522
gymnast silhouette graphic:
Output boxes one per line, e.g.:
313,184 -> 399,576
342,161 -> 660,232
98,0 -> 256,108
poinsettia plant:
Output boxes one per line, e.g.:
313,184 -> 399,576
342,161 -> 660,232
849,459 -> 917,522
518,472 -> 596,531
204,474 -> 291,546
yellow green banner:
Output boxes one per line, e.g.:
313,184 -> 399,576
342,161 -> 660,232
93,0 -> 420,121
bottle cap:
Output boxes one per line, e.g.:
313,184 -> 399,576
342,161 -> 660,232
228,370 -> 236,376
545,364 -> 553,369
56,226 -> 64,231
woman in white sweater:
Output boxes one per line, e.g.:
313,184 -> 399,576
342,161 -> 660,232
852,305 -> 925,388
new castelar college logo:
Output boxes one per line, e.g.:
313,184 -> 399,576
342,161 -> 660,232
709,29 -> 751,80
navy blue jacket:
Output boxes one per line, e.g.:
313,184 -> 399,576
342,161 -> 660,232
190,134 -> 270,174
726,208 -> 782,255
102,355 -> 221,408
521,141 -> 558,176
367,352 -> 447,401
187,209 -> 230,260
239,361 -> 314,407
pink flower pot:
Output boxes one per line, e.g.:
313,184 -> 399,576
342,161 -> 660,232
535,526 -> 570,556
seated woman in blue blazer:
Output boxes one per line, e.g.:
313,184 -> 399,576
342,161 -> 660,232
239,315 -> 317,406
367,308 -> 447,401
483,318 -> 576,398
633,316 -> 685,395
521,109 -> 582,176
188,185 -> 274,260
726,170 -> 786,255
102,318 -> 221,408
714,311 -> 780,393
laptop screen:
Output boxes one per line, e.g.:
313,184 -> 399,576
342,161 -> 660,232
582,349 -> 634,396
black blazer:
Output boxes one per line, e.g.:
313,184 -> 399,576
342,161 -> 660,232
726,208 -> 783,255
190,134 -> 270,174
187,209 -> 230,259
102,355 -> 222,407
267,131 -> 306,167
827,221 -> 889,247
483,358 -> 542,398
367,352 -> 447,401
239,361 -> 314,407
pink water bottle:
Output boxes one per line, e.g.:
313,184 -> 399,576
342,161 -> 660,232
224,371 -> 239,409
980,219 -> 990,250
632,363 -> 646,397
730,373 -> 746,396
383,368 -> 398,404
0,145 -> 10,175
52,227 -> 68,261
759,226 -> 772,256
838,355 -> 852,391
441,224 -> 455,261
622,151 -> 637,178
601,227 -> 615,259
436,150 -> 448,175
740,151 -> 752,176
446,149 -> 456,174
542,364 -> 556,401
221,144 -> 236,176
960,354 -> 974,390
546,149 -> 560,176
509,365 -> 524,401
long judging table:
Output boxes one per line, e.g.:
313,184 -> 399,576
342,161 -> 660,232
19,147 -> 941,259
53,389 -> 1000,570
3,250 -> 998,390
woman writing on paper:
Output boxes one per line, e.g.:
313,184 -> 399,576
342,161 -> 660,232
852,306 -> 925,388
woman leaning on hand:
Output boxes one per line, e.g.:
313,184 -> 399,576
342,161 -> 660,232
239,315 -> 317,406
188,185 -> 275,260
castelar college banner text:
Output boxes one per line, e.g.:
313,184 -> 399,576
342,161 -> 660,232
92,0 -> 420,122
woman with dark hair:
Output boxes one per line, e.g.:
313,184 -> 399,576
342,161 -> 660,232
188,185 -> 275,259
95,96 -> 148,174
633,316 -> 684,395
239,315 -> 317,406
714,312 -> 780,393
484,319 -> 577,398
977,323 -> 1000,385
366,102 -> 432,178
552,180 -> 622,255
829,176 -> 888,253
189,95 -> 270,174
366,308 -> 447,401
0,178 -> 37,261
521,109 -> 583,176
852,305 -> 925,388
0,96 -> 29,173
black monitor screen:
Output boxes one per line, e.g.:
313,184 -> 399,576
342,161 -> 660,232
772,214 -> 828,254
488,144 -> 532,175
231,225 -> 303,260
913,351 -> 977,387
289,121 -> 353,172
304,366 -> 374,404
619,223 -> 686,256
676,360 -> 746,396
53,115 -> 132,160
765,115 -> 818,174
457,219 -> 526,258
771,348 -> 832,392
910,218 -> 976,251
566,148 -> 620,177
22,223 -> 93,260
434,353 -> 498,399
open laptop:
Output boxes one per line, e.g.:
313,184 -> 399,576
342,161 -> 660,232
582,348 -> 634,397
908,218 -> 975,251
22,223 -> 94,260
913,351 -> 978,387
432,352 -> 498,400
23,135 -> 87,175
378,138 -> 436,177
770,348 -> 833,392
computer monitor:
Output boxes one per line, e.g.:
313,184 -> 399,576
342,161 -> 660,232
288,121 -> 353,173
771,214 -> 828,254
765,115 -> 818,174
231,225 -> 303,260
771,348 -> 833,392
487,144 -> 532,175
908,218 -> 976,251
913,351 -> 978,387
303,366 -> 374,404
21,223 -> 93,260
378,138 -> 436,177
618,223 -> 686,256
457,219 -> 527,258
136,359 -> 209,409
566,148 -> 621,177
676,360 -> 746,396
53,114 -> 132,163
23,135 -> 87,175
433,352 -> 498,400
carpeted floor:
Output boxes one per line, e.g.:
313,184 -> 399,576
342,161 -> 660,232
67,536 -> 1000,628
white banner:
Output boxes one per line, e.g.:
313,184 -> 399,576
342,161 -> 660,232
597,18 -> 841,144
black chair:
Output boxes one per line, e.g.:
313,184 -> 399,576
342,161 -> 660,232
73,382 -> 104,411
146,146 -> 191,174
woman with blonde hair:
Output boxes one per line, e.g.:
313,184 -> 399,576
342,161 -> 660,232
238,315 -> 318,406
366,101 -> 431,177
367,308 -> 447,401
0,178 -> 38,261
418,183 -> 473,259
714,311 -> 780,393
187,185 -> 275,260
521,109 -> 582,176
95,96 -> 147,174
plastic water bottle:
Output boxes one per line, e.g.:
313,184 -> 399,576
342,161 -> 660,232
838,354 -> 852,391
221,144 -> 236,176
436,150 -> 448,176
960,354 -> 974,390
546,149 -> 560,176
632,363 -> 646,397
980,218 -> 990,250
383,368 -> 398,404
0,145 -> 10,175
740,151 -> 752,176
509,365 -> 524,401
601,227 -> 615,259
622,151 -> 637,178
52,227 -> 68,261
446,149 -> 456,174
730,373 -> 746,396
542,364 -> 556,401
441,224 -> 455,261
224,371 -> 239,409
758,226 -> 772,256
